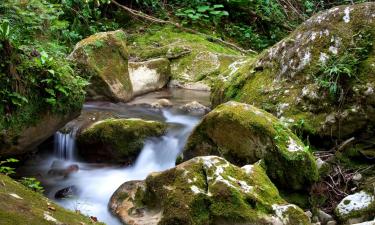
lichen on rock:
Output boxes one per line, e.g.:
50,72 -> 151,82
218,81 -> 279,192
335,190 -> 375,224
211,2 -> 375,143
109,156 -> 310,225
181,101 -> 318,191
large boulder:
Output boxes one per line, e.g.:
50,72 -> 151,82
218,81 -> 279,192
335,190 -> 375,224
0,110 -> 79,157
127,26 -> 244,90
109,156 -> 310,225
0,174 -> 102,224
212,3 -> 375,143
129,58 -> 170,96
76,118 -> 167,163
69,30 -> 132,102
181,101 -> 318,190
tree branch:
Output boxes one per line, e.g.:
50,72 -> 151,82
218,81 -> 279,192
110,0 -> 257,54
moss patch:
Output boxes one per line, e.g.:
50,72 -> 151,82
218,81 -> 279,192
182,101 -> 318,191
126,25 -> 247,87
211,2 -> 375,144
0,174 -> 102,225
77,118 -> 167,163
110,156 -> 310,225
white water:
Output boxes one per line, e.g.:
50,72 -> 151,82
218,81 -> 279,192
16,88 -> 210,225
54,128 -> 77,160
41,110 -> 200,225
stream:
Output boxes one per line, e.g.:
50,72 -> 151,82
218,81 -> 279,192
17,88 -> 210,225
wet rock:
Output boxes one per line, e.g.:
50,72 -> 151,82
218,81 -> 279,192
178,101 -> 210,115
335,190 -> 375,224
110,156 -> 310,225
150,98 -> 173,109
182,101 -> 318,190
48,164 -> 79,178
77,118 -> 167,163
55,185 -> 79,199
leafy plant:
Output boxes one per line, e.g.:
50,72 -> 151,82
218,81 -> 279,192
175,4 -> 228,25
315,53 -> 357,97
315,29 -> 372,100
0,158 -> 19,175
20,177 -> 44,193
0,20 -> 11,41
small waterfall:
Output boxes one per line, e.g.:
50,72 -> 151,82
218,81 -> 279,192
54,128 -> 77,160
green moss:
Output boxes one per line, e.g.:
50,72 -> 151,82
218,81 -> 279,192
77,118 -> 167,163
0,174 -> 102,225
182,102 -> 319,191
211,3 -> 375,143
71,30 -> 132,102
114,156 -> 309,225
126,25 -> 245,86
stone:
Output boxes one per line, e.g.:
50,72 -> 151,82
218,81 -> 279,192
127,26 -> 244,88
69,30 -> 132,102
48,164 -> 79,178
352,218 -> 375,225
110,156 -> 310,225
0,111 -> 79,157
318,209 -> 334,224
54,185 -> 79,199
353,173 -> 363,181
150,98 -> 173,109
212,2 -> 375,144
76,118 -> 167,163
181,101 -> 318,190
178,101 -> 210,115
128,58 -> 171,96
326,221 -> 337,225
335,190 -> 375,223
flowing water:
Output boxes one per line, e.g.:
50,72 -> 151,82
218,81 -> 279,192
17,88 -> 209,225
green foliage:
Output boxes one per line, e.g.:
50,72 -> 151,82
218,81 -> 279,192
315,29 -> 373,100
315,54 -> 357,97
0,158 -> 19,175
0,20 -> 10,42
53,0 -> 120,45
0,0 -> 88,142
175,4 -> 228,25
20,177 -> 44,193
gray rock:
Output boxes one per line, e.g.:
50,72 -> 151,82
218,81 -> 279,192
318,209 -> 333,224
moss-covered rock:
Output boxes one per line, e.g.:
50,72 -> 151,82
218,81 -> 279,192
1,110 -> 79,157
182,101 -> 318,191
129,58 -> 171,96
109,156 -> 310,225
69,30 -> 132,102
212,2 -> 375,143
127,26 -> 246,89
334,190 -> 375,224
76,118 -> 167,163
0,174 -> 102,225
